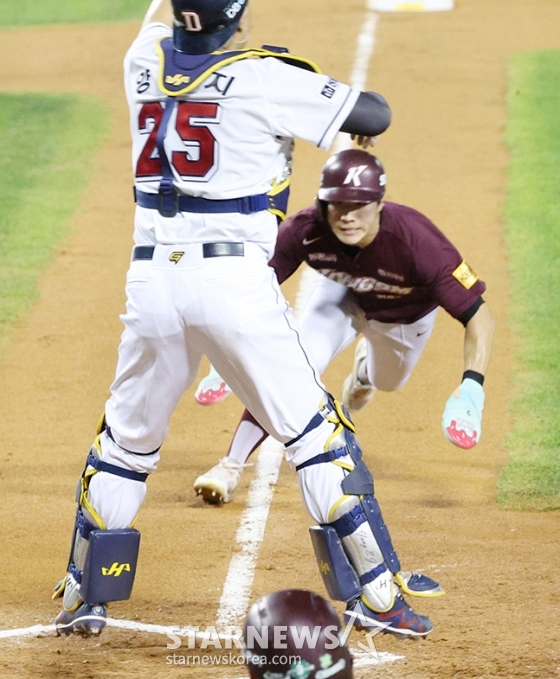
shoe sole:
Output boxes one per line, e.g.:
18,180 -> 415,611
344,609 -> 433,638
352,621 -> 432,638
341,375 -> 375,412
56,615 -> 106,637
350,619 -> 432,638
194,481 -> 229,505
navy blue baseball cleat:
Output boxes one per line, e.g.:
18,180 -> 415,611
55,602 -> 107,637
395,571 -> 444,597
344,595 -> 433,637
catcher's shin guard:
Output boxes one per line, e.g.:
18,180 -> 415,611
53,438 -> 145,612
299,398 -> 400,612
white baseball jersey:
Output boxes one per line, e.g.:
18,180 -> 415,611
124,23 -> 360,252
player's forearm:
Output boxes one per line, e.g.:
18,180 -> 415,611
462,303 -> 495,378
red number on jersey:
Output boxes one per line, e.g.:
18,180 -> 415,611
135,101 -> 219,181
136,102 -> 164,178
173,102 -> 218,179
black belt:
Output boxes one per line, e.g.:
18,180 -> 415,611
132,243 -> 245,261
134,188 -> 270,217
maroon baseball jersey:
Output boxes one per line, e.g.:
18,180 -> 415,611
270,202 -> 486,324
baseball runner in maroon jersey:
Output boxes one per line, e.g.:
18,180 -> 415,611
194,150 -> 495,506
52,0 -> 438,640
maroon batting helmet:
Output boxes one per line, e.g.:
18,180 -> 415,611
317,149 -> 386,203
243,589 -> 353,679
171,0 -> 248,54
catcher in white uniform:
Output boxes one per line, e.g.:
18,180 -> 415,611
194,150 -> 494,503
53,0 -> 438,639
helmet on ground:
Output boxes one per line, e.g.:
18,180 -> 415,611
171,0 -> 248,54
317,149 -> 386,203
243,589 -> 353,679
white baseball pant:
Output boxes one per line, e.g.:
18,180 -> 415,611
88,243 -> 341,528
297,275 -> 438,391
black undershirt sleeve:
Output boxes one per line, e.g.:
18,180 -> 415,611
340,91 -> 392,137
456,296 -> 485,327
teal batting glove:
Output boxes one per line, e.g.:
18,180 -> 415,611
441,378 -> 485,449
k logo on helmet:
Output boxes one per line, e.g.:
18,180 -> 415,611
343,166 -> 368,187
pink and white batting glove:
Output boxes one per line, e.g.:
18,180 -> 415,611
441,378 -> 485,449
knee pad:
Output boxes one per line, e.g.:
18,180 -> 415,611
54,438 -> 147,609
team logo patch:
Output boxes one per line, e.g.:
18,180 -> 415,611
170,251 -> 185,264
452,261 -> 478,289
102,562 -> 131,577
166,73 -> 191,86
321,78 -> 338,99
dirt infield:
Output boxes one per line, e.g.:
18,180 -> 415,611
1,1 -> 560,677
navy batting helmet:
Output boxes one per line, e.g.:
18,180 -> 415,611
171,0 -> 248,54
243,589 -> 353,679
317,150 -> 386,203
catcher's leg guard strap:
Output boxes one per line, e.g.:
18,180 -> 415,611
294,397 -> 360,472
86,451 -> 149,483
286,397 -> 335,448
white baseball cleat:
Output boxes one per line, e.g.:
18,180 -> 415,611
193,457 -> 245,504
341,337 -> 376,411
194,365 -> 232,405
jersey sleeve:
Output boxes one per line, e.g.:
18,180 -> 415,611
253,58 -> 360,151
123,23 -> 170,102
269,213 -> 310,284
407,212 -> 486,319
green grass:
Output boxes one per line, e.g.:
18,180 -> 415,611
497,50 -> 560,510
0,93 -> 109,354
0,0 -> 145,25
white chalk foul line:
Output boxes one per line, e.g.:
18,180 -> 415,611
0,623 -> 55,639
216,437 -> 284,629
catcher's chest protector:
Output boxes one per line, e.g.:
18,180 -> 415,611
156,39 -> 321,97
